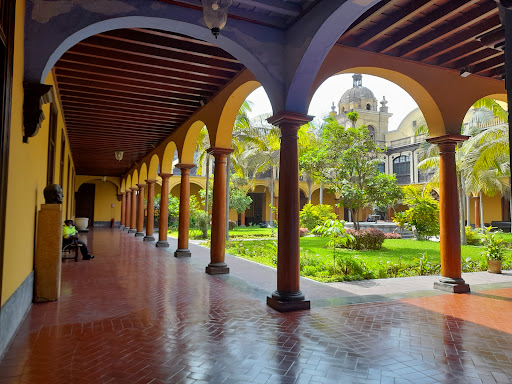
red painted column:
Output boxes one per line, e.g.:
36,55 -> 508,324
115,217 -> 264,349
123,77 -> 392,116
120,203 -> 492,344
125,190 -> 132,231
266,112 -> 312,312
144,179 -> 156,242
240,211 -> 245,226
156,173 -> 172,248
120,192 -> 126,229
128,187 -> 138,234
427,135 -> 469,293
175,164 -> 195,258
206,147 -> 233,275
135,184 -> 146,237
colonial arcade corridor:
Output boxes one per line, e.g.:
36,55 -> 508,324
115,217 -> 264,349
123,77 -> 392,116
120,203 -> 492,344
0,229 -> 511,384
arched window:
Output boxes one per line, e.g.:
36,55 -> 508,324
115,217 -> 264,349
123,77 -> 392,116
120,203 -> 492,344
367,125 -> 375,142
393,155 -> 410,175
366,103 -> 371,110
377,163 -> 385,173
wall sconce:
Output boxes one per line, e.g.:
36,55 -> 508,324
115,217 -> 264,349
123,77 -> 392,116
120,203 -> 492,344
201,0 -> 232,38
102,176 -> 107,182
459,67 -> 471,77
115,151 -> 124,161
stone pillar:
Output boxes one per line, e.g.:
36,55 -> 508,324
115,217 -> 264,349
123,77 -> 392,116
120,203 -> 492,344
125,189 -> 132,231
128,187 -> 138,233
144,179 -> 156,241
120,192 -> 126,229
206,147 -> 233,275
427,135 -> 469,293
135,184 -> 146,237
266,112 -> 312,312
34,204 -> 62,302
473,195 -> 481,228
175,164 -> 195,258
156,173 -> 172,248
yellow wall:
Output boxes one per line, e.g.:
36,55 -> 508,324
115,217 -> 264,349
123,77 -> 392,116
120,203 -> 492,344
468,194 -> 504,226
2,0 -> 75,304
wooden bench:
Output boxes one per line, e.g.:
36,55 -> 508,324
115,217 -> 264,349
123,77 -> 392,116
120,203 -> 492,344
62,243 -> 82,262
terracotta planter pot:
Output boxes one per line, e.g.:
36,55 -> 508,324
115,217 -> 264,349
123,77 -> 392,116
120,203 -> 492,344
487,259 -> 502,274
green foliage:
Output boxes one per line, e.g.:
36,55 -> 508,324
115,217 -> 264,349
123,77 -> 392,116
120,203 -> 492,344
194,211 -> 210,239
345,228 -> 385,250
481,226 -> 505,260
299,203 -> 337,230
392,211 -> 407,234
312,219 -> 354,272
465,226 -> 482,246
402,186 -> 439,240
230,188 -> 253,214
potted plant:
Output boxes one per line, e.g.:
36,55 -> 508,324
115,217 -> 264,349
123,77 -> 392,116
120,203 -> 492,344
481,226 -> 504,274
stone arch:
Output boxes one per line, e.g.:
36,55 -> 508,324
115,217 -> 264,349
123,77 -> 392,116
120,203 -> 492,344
180,121 -> 206,164
148,154 -> 160,180
121,179 -> 126,193
75,178 -> 120,192
139,163 -> 148,185
131,170 -> 139,188
126,175 -> 132,191
212,80 -> 261,149
161,142 -> 177,174
312,66 -> 445,137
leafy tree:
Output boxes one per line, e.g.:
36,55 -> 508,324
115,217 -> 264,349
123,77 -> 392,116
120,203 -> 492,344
230,188 -> 252,215
299,203 -> 337,230
401,186 -> 439,240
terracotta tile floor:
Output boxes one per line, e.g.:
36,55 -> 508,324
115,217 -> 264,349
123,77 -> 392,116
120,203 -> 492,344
1,229 -> 512,384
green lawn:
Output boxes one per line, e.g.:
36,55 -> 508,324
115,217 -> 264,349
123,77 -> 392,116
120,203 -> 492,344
224,237 -> 512,282
168,226 -> 276,240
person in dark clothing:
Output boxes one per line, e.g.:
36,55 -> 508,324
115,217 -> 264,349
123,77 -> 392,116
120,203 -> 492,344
63,220 -> 94,260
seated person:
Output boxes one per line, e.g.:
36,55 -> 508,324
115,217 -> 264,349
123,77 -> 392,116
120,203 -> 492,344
63,220 -> 94,260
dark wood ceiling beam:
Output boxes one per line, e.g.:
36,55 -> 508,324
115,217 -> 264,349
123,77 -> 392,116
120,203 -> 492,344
471,55 -> 505,74
55,68 -> 216,96
74,41 -> 242,74
378,0 -> 481,54
101,29 -> 239,63
487,65 -> 505,78
56,76 -> 204,102
60,93 -> 197,115
60,97 -> 189,118
415,17 -> 501,62
62,49 -> 234,81
448,49 -> 502,70
354,0 -> 435,48
56,56 -> 227,87
58,84 -> 200,109
61,101 -> 185,120
62,107 -> 180,125
433,42 -> 487,66
339,0 -> 394,37
398,4 -> 498,58
65,118 -> 177,132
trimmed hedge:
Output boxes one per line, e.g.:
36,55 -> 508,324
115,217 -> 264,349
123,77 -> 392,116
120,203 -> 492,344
345,228 -> 385,250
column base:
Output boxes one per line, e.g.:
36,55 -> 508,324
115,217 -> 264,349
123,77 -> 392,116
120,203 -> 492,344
135,232 -> 145,237
123,227 -> 130,231
120,225 -> 125,230
174,249 -> 191,258
205,263 -> 229,275
128,228 -> 136,233
434,277 -> 470,293
143,235 -> 155,242
266,291 -> 310,312
155,241 -> 169,248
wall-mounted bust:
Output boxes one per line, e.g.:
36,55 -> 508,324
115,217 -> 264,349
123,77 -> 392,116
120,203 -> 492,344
43,184 -> 63,204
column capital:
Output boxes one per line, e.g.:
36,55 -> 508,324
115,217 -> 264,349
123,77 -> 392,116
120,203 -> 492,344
120,191 -> 126,195
130,186 -> 139,191
145,179 -> 157,184
175,163 -> 195,172
159,173 -> 173,180
136,183 -> 147,189
426,134 -> 469,146
267,111 -> 314,127
206,147 -> 233,156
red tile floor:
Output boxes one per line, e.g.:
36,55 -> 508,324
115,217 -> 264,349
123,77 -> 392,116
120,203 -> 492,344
1,229 -> 512,384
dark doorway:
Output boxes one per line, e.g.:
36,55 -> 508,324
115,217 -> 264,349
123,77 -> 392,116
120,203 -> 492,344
502,196 -> 511,222
300,191 -> 307,210
246,193 -> 264,224
76,183 -> 95,226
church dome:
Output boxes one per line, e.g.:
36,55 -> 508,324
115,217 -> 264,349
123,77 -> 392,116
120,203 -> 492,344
339,74 -> 376,104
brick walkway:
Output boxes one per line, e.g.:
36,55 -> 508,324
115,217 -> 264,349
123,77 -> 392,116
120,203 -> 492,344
1,228 -> 511,383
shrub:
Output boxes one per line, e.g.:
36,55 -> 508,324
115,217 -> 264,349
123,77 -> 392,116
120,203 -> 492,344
300,203 -> 337,230
402,186 -> 440,240
345,228 -> 385,250
481,226 -> 505,261
384,233 -> 401,239
299,228 -> 310,237
228,220 -> 237,230
195,211 -> 210,239
465,226 -> 482,245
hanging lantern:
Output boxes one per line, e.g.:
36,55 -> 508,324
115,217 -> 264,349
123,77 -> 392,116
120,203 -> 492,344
115,151 -> 124,161
201,0 -> 232,38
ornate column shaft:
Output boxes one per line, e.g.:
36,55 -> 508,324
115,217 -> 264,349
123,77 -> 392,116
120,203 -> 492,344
156,173 -> 172,248
120,192 -> 126,229
135,184 -> 146,237
144,180 -> 156,241
125,190 -> 132,231
266,112 -> 312,312
206,147 -> 233,275
427,135 -> 469,293
128,187 -> 138,233
175,164 -> 195,258
473,196 -> 481,228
